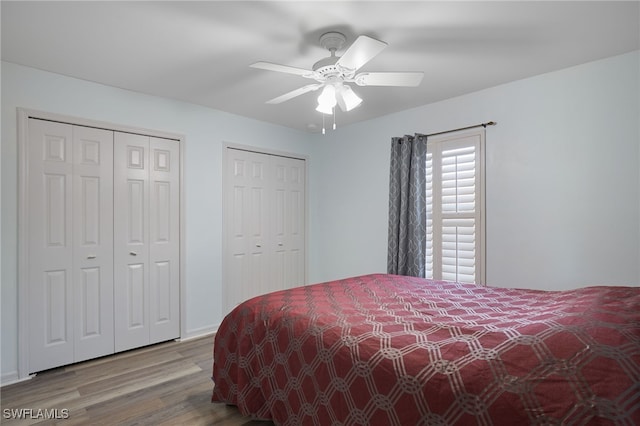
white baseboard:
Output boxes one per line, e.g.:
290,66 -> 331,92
180,324 -> 218,342
2,326 -> 220,387
1,371 -> 33,388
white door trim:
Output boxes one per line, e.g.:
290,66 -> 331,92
17,108 -> 186,380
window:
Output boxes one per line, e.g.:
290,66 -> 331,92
425,129 -> 485,284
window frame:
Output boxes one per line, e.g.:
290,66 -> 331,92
425,128 -> 486,285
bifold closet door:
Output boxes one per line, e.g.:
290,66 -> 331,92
224,148 -> 305,313
114,132 -> 180,352
114,133 -> 150,352
226,149 -> 270,311
271,155 -> 306,290
72,125 -> 114,362
28,119 -> 114,373
148,137 -> 180,344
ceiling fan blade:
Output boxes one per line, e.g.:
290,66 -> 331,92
336,35 -> 387,72
250,61 -> 314,77
266,84 -> 323,104
354,72 -> 424,87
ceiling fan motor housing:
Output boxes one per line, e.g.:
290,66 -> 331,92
319,31 -> 346,52
314,32 -> 354,79
312,57 -> 340,76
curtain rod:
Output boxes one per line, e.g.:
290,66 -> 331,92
417,121 -> 496,138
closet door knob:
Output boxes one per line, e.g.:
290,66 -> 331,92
256,244 -> 262,248
129,251 -> 137,256
87,255 -> 97,259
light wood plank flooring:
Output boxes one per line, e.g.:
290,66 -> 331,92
1,336 -> 274,425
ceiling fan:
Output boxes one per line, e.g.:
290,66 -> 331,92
250,31 -> 424,115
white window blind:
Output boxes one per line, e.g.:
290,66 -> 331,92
425,129 -> 485,284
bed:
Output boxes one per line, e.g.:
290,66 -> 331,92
211,273 -> 640,425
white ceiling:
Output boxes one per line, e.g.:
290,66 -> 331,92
2,1 -> 639,132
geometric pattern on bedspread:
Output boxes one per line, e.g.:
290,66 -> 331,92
212,273 -> 640,425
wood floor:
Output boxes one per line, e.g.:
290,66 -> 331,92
1,336 -> 274,425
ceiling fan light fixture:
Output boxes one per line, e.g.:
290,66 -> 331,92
316,84 -> 337,114
316,102 -> 334,115
337,85 -> 362,111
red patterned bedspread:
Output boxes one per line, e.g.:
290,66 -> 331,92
211,274 -> 640,425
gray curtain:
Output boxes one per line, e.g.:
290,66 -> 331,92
387,134 -> 427,277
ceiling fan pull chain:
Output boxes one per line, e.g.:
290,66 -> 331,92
333,108 -> 337,130
322,113 -> 326,135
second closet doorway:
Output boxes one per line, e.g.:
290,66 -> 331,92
223,147 -> 306,314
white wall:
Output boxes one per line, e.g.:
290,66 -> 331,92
2,50 -> 639,382
0,62 -> 318,381
311,50 -> 640,291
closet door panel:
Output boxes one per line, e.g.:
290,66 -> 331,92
228,182 -> 251,307
28,119 -> 74,372
149,137 -> 180,343
272,165 -> 287,291
224,150 -> 270,313
229,252 -> 250,309
126,263 -> 146,325
114,133 -> 150,352
225,153 -> 250,312
72,126 -> 114,362
250,175 -> 270,297
272,156 -> 306,290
